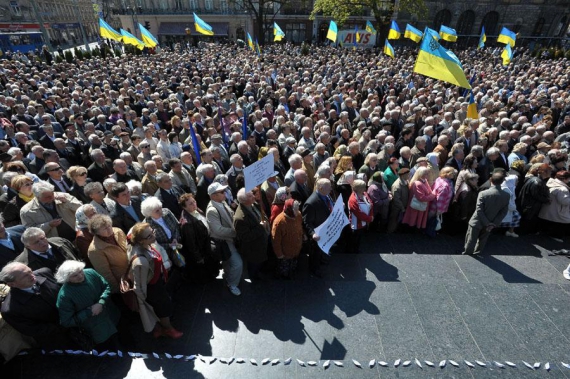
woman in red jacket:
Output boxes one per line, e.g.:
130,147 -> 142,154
402,166 -> 436,231
348,179 -> 373,254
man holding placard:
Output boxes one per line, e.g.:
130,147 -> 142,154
302,178 -> 334,278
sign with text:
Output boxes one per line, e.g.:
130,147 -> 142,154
314,196 -> 349,255
243,153 -> 274,193
338,30 -> 376,48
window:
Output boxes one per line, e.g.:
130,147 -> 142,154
205,0 -> 213,10
480,11 -> 499,36
175,0 -> 183,9
555,16 -> 568,37
456,10 -> 475,35
220,0 -> 228,12
189,0 -> 197,9
433,9 -> 451,31
285,22 -> 306,43
532,18 -> 545,36
10,1 -> 22,16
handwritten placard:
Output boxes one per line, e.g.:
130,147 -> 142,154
243,153 -> 275,193
314,196 -> 349,254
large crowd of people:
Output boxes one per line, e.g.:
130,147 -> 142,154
0,40 -> 569,359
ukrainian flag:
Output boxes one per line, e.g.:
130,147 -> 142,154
439,25 -> 457,42
99,18 -> 122,42
193,13 -> 214,36
120,29 -> 145,50
413,27 -> 471,89
274,22 -> 285,42
404,24 -> 422,43
387,21 -> 401,40
501,43 -> 513,65
478,26 -> 486,49
425,27 -> 440,40
383,39 -> 394,58
497,27 -> 516,47
467,90 -> 478,119
247,32 -> 254,51
138,23 -> 158,48
366,21 -> 376,34
327,21 -> 338,42
255,38 -> 261,55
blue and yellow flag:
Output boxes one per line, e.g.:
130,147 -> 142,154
478,27 -> 486,49
497,27 -> 516,47
274,22 -> 285,42
193,13 -> 214,36
404,24 -> 422,43
383,39 -> 394,58
327,21 -> 338,42
366,21 -> 376,34
255,38 -> 261,55
99,18 -> 122,42
467,90 -> 478,119
247,32 -> 254,51
138,23 -> 158,48
425,27 -> 440,41
501,44 -> 513,65
439,25 -> 457,42
120,29 -> 145,50
413,27 -> 471,89
387,21 -> 401,40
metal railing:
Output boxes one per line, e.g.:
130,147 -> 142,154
116,7 -> 249,15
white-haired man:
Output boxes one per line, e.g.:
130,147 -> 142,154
15,227 -> 79,272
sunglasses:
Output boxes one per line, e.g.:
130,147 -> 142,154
77,172 -> 87,176
47,167 -> 63,172
141,145 -> 150,148
143,229 -> 155,239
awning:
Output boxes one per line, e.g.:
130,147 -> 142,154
158,22 -> 228,36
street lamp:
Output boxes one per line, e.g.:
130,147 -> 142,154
126,3 -> 140,38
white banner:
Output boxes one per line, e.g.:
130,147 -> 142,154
337,29 -> 376,48
314,196 -> 349,255
243,153 -> 275,193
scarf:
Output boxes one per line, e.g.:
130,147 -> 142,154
18,192 -> 34,203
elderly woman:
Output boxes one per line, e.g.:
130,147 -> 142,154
179,193 -> 218,283
383,157 -> 400,190
426,167 -> 456,237
387,168 -> 410,233
498,174 -> 521,238
449,172 -> 479,235
348,179 -> 373,254
402,167 -> 436,231
87,214 -> 129,294
128,222 -> 183,339
55,260 -> 120,347
539,171 -> 570,238
67,166 -> 91,204
140,197 -> 181,253
358,153 -> 380,183
508,142 -> 529,167
168,132 -> 183,159
126,180 -> 147,200
20,181 -> 82,241
271,199 -> 303,279
2,174 -> 34,227
334,155 -> 353,182
84,182 -> 116,216
454,154 -> 478,193
367,172 -> 391,232
270,186 -> 290,224
336,170 -> 355,211
74,204 -> 98,263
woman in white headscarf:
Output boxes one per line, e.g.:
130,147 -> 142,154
74,204 -> 98,264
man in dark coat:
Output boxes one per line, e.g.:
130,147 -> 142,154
196,164 -> 216,212
0,262 -> 73,349
110,183 -> 144,234
15,227 -> 80,272
0,218 -> 25,269
289,170 -> 310,207
463,172 -> 510,255
302,178 -> 334,277
87,149 -> 114,183
154,172 -> 185,217
233,189 -> 269,281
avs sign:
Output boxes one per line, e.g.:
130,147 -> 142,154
337,30 -> 376,48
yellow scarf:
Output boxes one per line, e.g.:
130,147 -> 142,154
18,193 -> 34,203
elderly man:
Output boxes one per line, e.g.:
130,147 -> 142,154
87,148 -> 114,183
155,172 -> 185,217
84,182 -> 116,216
284,153 -> 303,187
44,162 -> 73,193
111,159 -> 139,183
0,262 -> 72,349
15,227 -> 79,272
233,188 -> 269,282
120,152 -> 144,180
0,216 -> 25,269
226,154 -> 244,197
206,182 -> 243,296
141,160 -> 162,195
302,178 -> 334,277
289,169 -> 310,207
196,164 -> 217,212
20,181 -> 82,241
110,182 -> 143,234
168,158 -> 197,194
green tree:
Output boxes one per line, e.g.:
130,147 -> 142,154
311,0 -> 427,43
227,0 -> 289,45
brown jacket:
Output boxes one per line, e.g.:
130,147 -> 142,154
87,228 -> 128,293
271,212 -> 303,259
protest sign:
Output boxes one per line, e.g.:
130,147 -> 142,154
314,196 -> 349,254
243,153 -> 275,192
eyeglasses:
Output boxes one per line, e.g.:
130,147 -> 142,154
77,172 -> 87,176
47,167 -> 63,172
141,145 -> 150,149
21,182 -> 32,187
143,229 -> 155,239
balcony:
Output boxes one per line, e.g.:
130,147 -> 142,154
116,7 -> 249,16
281,8 -> 311,15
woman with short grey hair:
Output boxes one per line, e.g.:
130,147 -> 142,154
55,260 -> 120,347
140,197 -> 180,252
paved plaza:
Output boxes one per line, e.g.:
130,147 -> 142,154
6,231 -> 570,378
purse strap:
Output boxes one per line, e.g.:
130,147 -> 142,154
123,254 -> 139,277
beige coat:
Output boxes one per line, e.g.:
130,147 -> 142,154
20,194 -> 82,238
538,178 -> 570,224
87,228 -> 129,293
141,171 -> 163,195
